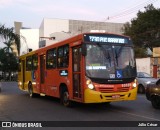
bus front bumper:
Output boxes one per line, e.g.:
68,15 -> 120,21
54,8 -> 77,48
84,87 -> 137,103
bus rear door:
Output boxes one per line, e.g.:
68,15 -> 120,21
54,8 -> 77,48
40,54 -> 46,94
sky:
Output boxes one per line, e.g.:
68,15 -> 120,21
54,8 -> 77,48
0,0 -> 160,28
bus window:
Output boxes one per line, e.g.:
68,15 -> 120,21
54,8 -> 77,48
57,45 -> 69,68
32,54 -> 38,70
26,56 -> 32,71
46,48 -> 57,69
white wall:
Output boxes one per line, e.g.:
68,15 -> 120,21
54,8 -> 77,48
40,18 -> 69,37
20,29 -> 39,56
39,19 -> 44,38
136,57 -> 151,74
50,32 -> 71,41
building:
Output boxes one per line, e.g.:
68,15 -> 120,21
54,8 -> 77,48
20,29 -> 39,55
15,18 -> 125,55
39,18 -> 124,47
136,56 -> 160,78
136,57 -> 153,76
14,22 -> 39,56
39,18 -> 124,38
152,47 -> 160,78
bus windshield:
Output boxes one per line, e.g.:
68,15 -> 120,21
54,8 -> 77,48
85,44 -> 136,79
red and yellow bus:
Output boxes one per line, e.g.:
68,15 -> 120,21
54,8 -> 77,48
18,33 -> 137,106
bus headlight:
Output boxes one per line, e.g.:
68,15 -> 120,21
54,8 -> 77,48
19,81 -> 22,86
86,78 -> 95,90
132,83 -> 137,88
88,84 -> 94,90
132,79 -> 137,88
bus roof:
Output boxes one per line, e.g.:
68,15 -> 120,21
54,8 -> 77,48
19,32 -> 130,58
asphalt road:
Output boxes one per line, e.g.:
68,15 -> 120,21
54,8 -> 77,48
0,82 -> 160,130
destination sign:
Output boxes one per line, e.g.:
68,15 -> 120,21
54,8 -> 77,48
89,36 -> 125,43
84,34 -> 130,44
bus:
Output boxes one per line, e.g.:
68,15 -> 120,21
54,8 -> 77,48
18,33 -> 137,107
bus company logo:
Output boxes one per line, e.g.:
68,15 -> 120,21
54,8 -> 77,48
2,122 -> 11,127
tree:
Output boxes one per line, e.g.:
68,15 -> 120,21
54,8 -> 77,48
122,4 -> 160,57
0,24 -> 24,55
3,39 -> 14,53
0,48 -> 18,80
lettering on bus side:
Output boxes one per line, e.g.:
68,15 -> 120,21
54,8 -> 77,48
59,70 -> 68,76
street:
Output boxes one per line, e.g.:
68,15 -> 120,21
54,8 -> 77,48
0,82 -> 160,130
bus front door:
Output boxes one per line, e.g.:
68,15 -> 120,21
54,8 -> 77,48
72,46 -> 83,101
40,54 -> 46,94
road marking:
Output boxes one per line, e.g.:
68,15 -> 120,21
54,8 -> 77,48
110,109 -> 160,121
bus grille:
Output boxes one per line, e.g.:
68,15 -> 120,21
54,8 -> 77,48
98,87 -> 129,93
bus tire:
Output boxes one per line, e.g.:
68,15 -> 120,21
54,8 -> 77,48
61,89 -> 72,107
28,83 -> 35,98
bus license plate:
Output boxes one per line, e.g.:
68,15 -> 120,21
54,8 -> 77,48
112,94 -> 120,99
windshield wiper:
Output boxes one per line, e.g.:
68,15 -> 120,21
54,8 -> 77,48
115,45 -> 125,67
107,52 -> 112,67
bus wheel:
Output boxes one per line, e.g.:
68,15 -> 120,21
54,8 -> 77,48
61,91 -> 72,107
28,83 -> 34,97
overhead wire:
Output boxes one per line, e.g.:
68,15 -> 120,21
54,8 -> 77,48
108,0 -> 157,20
105,0 -> 158,21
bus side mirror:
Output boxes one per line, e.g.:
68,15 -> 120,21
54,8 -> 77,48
82,43 -> 87,56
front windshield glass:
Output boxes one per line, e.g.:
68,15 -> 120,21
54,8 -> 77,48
85,44 -> 136,79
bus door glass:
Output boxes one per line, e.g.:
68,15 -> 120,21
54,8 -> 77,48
72,46 -> 82,100
40,54 -> 46,93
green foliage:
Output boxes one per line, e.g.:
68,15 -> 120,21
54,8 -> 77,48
134,47 -> 147,58
0,48 -> 18,72
123,4 -> 160,58
3,39 -> 14,53
0,24 -> 25,55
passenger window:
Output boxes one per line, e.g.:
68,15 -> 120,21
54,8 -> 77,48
57,45 -> 69,68
26,56 -> 32,71
46,48 -> 57,69
32,54 -> 38,70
